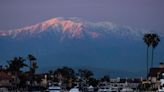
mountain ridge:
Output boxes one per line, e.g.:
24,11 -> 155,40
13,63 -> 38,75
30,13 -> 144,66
0,17 -> 148,40
0,17 -> 163,77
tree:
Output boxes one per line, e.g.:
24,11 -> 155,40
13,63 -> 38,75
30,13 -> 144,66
78,69 -> 93,80
100,75 -> 110,82
27,54 -> 37,74
27,54 -> 36,71
143,33 -> 152,78
31,62 -> 38,74
27,54 -> 38,86
54,67 -> 75,79
47,70 -> 54,81
88,77 -> 98,87
7,56 -> 27,73
7,56 -> 27,90
151,34 -> 160,67
54,67 -> 75,89
143,33 -> 160,78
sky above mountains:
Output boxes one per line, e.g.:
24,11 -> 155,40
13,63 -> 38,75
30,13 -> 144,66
0,0 -> 164,32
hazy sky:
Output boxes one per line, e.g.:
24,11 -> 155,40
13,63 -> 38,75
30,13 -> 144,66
0,0 -> 164,32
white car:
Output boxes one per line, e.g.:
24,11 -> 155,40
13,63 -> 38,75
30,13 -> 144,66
47,83 -> 61,92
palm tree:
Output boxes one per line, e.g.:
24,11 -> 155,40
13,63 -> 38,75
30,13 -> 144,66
7,57 -> 27,73
7,56 -> 27,90
78,69 -> 93,80
143,33 -> 152,78
143,33 -> 160,78
151,34 -> 160,67
31,62 -> 38,74
27,54 -> 38,86
27,54 -> 37,73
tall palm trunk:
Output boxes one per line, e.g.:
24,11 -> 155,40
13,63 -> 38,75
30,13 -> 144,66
30,60 -> 32,70
146,46 -> 149,79
151,48 -> 154,68
29,60 -> 33,86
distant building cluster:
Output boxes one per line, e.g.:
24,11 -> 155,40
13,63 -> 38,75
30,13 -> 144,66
0,65 -> 143,92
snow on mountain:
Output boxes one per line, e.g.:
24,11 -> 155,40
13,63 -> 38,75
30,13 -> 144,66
0,17 -> 163,77
0,17 -> 147,40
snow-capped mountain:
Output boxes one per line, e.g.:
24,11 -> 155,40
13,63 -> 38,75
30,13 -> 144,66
0,17 -> 163,77
0,17 -> 146,40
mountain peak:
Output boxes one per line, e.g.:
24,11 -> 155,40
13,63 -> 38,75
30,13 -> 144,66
0,17 -> 148,39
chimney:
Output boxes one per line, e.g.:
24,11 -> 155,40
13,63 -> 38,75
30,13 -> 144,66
159,62 -> 164,68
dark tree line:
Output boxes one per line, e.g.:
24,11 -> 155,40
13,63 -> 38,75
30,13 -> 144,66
4,54 -> 38,88
6,54 -> 38,74
47,67 -> 98,90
